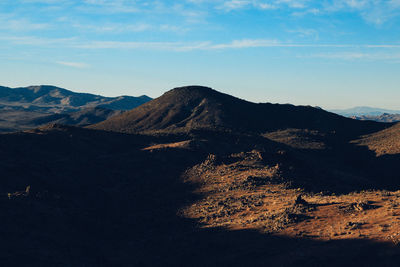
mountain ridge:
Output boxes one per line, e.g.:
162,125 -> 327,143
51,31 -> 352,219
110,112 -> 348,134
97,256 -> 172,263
0,85 -> 152,132
0,85 -> 151,111
330,106 -> 400,117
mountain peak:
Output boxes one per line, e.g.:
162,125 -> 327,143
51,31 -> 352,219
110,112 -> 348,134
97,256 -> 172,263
169,85 -> 214,93
92,86 -> 386,136
161,85 -> 229,103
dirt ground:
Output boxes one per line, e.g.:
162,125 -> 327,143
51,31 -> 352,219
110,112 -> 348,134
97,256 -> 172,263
181,150 -> 400,247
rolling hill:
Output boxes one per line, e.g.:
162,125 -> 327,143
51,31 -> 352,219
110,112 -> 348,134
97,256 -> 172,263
26,107 -> 124,127
0,85 -> 151,111
0,85 -> 151,132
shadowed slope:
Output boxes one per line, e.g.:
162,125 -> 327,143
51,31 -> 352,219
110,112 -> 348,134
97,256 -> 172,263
353,122 -> 400,156
27,107 -> 123,127
92,86 -> 387,137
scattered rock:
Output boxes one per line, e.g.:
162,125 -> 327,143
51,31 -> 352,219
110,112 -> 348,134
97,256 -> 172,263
295,195 -> 308,205
345,221 -> 364,230
339,200 -> 378,213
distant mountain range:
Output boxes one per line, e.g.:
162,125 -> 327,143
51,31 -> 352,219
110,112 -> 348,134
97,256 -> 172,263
0,85 -> 151,112
0,85 -> 152,132
329,106 -> 400,123
330,106 -> 400,117
350,113 -> 400,123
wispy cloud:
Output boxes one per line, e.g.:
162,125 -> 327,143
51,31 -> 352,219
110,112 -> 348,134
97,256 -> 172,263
0,36 -> 77,46
303,51 -> 400,61
72,22 -> 152,33
56,61 -> 89,68
202,0 -> 400,25
323,0 -> 400,25
3,35 -> 400,52
0,19 -> 49,31
81,0 -> 141,13
287,28 -> 319,40
218,0 -> 251,11
71,39 -> 315,51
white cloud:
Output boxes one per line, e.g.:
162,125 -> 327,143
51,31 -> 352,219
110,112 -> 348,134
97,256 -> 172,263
0,36 -> 77,46
287,28 -> 319,40
0,19 -> 49,31
324,0 -> 400,25
204,0 -> 400,25
258,3 -> 277,10
208,39 -> 280,49
81,0 -> 140,13
56,61 -> 89,68
219,0 -> 251,11
217,0 -> 310,11
276,0 -> 309,9
305,51 -> 400,61
72,23 -> 152,33
19,0 -> 67,3
70,38 -> 400,51
3,35 -> 400,53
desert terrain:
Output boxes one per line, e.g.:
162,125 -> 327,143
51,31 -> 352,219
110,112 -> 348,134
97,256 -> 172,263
1,86 -> 400,266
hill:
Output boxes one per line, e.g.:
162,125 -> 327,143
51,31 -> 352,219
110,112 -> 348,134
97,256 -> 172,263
26,107 -> 123,127
0,85 -> 151,112
92,86 -> 386,137
353,122 -> 400,156
0,85 -> 151,132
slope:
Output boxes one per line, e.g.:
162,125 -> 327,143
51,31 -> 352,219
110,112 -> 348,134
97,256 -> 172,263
353,122 -> 400,156
26,107 -> 123,127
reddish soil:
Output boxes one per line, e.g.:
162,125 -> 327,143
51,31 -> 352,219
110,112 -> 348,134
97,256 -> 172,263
182,150 -> 400,247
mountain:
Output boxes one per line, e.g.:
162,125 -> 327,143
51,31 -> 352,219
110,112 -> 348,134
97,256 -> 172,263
26,107 -> 124,127
350,113 -> 400,123
92,86 -> 386,137
0,85 -> 151,112
0,85 -> 151,132
330,106 -> 400,117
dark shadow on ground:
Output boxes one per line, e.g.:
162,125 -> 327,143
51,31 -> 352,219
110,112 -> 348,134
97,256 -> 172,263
0,126 -> 400,266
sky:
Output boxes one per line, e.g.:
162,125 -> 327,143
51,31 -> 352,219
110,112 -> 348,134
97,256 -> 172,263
1,0 -> 400,109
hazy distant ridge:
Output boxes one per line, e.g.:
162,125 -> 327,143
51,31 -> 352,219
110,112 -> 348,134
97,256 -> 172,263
330,106 -> 400,117
330,106 -> 400,123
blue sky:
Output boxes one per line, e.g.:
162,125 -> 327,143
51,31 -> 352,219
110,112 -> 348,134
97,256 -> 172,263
1,0 -> 400,109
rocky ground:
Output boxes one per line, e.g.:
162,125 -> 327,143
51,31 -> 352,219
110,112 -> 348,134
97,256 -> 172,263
181,149 -> 400,248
